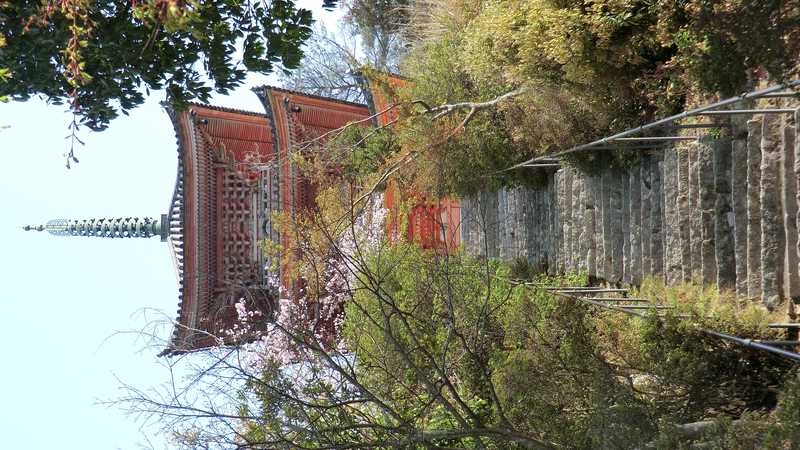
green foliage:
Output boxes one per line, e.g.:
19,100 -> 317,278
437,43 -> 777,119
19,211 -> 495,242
328,121 -> 401,183
768,373 -> 800,446
635,278 -> 783,336
598,280 -> 792,413
346,0 -> 409,39
494,272 -> 657,449
344,0 -> 408,69
392,0 -> 800,195
0,1 -> 8,106
498,276 -> 798,448
638,318 -> 788,418
344,244 -> 512,411
183,237 -> 799,449
343,252 -> 799,448
649,372 -> 800,449
0,0 -> 330,130
397,36 -> 553,195
654,0 -> 800,96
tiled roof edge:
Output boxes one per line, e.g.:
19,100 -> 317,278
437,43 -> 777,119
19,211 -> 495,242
251,85 -> 368,108
184,102 -> 269,118
162,104 -> 192,354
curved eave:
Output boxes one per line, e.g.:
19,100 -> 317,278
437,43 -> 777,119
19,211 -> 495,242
252,84 -> 368,109
161,106 -> 196,356
160,103 -> 278,356
183,101 -> 269,119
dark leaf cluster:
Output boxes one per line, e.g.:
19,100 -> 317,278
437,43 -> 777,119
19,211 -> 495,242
0,1 -> 337,129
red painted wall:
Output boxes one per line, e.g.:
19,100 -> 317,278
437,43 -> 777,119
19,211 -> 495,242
370,75 -> 462,253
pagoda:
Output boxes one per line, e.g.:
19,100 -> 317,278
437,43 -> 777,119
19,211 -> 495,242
25,82 -> 461,355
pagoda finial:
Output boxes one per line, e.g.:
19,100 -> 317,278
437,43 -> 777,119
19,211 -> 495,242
23,215 -> 169,240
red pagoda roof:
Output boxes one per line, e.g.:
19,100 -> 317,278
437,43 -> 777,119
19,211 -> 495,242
164,103 -> 275,355
163,86 -> 384,355
163,90 -> 371,354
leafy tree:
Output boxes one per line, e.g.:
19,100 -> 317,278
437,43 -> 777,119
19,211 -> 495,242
114,174 -> 800,448
0,0 -> 9,104
103,3 -> 800,443
278,7 -> 405,103
0,0 -> 340,131
373,0 -> 800,195
342,0 -> 408,70
277,23 -> 368,103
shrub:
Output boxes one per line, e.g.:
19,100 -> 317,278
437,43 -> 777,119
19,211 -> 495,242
390,0 -> 800,195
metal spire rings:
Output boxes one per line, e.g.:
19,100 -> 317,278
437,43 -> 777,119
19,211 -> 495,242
24,216 -> 167,239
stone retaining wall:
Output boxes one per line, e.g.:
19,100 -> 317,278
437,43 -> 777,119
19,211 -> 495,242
461,110 -> 800,304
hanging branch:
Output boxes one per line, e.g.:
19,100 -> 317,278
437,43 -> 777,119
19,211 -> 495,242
26,0 -> 95,168
415,86 -> 530,128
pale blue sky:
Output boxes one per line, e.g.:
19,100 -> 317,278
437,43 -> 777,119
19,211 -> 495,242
0,3 -> 341,449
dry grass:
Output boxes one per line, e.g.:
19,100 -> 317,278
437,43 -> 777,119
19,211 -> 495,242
633,277 -> 786,338
401,0 -> 482,45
